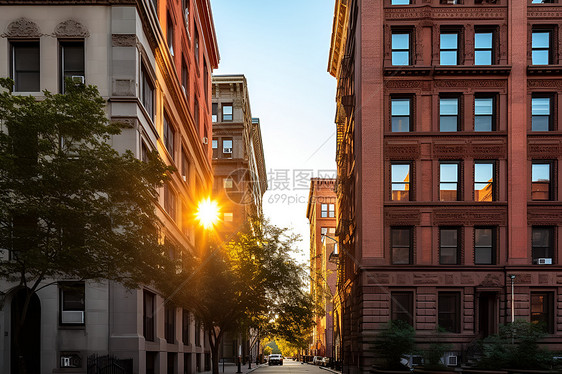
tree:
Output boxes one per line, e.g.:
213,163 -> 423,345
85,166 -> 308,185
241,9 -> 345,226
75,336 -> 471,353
0,79 -> 175,374
373,320 -> 416,371
167,218 -> 315,374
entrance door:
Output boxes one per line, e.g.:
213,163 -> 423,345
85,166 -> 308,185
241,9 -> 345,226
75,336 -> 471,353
11,288 -> 41,374
478,292 -> 497,338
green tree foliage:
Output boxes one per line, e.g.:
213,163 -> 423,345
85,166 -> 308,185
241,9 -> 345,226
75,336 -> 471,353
167,217 -> 315,374
0,79 -> 175,374
476,320 -> 556,370
373,320 -> 416,371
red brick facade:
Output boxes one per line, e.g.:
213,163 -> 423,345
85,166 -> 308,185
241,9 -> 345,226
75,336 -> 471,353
329,0 -> 562,372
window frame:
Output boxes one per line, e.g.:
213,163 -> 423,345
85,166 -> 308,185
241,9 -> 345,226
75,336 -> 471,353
59,40 -> 85,93
440,31 -> 460,66
532,29 -> 552,65
391,30 -> 411,66
531,161 -> 553,201
391,162 -> 412,201
474,30 -> 494,66
143,290 -> 155,342
182,309 -> 190,345
531,226 -> 554,263
439,161 -> 461,201
531,94 -> 554,131
474,227 -> 496,265
59,282 -> 85,326
439,96 -> 460,132
222,103 -> 233,121
163,184 -> 177,222
530,292 -> 554,333
391,227 -> 412,265
391,291 -> 414,326
222,138 -> 233,158
11,40 -> 40,93
212,103 -> 218,122
140,64 -> 155,121
438,292 -> 461,333
439,227 -> 461,265
474,161 -> 495,202
391,96 -> 412,132
164,303 -> 175,344
163,115 -> 176,159
474,95 -> 496,132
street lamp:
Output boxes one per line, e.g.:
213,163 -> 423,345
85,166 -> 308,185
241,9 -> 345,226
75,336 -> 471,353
508,274 -> 516,324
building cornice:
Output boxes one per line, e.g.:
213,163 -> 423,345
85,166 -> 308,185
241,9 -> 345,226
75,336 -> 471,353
197,0 -> 219,69
0,0 -> 135,4
328,0 -> 348,77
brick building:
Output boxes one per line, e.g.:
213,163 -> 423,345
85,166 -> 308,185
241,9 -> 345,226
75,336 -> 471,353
328,0 -> 562,372
306,178 -> 338,360
0,0 -> 218,372
211,74 -> 268,364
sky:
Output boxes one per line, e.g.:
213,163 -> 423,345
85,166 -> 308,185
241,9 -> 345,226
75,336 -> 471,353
210,0 -> 338,264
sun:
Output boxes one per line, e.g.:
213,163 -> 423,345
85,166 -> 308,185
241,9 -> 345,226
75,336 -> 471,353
196,198 -> 220,229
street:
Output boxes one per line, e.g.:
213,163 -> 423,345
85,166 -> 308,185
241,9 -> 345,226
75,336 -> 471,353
254,361 -> 331,374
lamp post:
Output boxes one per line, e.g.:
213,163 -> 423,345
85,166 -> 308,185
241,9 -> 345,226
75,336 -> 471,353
508,274 -> 515,324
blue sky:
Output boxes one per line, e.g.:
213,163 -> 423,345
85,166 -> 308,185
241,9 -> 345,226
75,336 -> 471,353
211,0 -> 337,263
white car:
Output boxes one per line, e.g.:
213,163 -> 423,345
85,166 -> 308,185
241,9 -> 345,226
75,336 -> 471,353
313,356 -> 323,365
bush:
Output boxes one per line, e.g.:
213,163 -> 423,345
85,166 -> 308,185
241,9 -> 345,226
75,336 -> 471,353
374,320 -> 416,370
476,320 -> 556,370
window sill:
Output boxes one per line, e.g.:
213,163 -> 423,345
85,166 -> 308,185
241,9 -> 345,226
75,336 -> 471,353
434,65 -> 511,75
58,324 -> 85,330
527,65 -> 562,75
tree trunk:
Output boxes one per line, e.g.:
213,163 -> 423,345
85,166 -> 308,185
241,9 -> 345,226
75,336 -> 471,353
14,288 -> 33,374
208,328 -> 223,374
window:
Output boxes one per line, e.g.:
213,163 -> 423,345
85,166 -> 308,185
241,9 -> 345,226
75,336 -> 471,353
143,291 -> 155,341
532,0 -> 556,3
212,103 -> 218,122
391,227 -> 412,264
531,96 -> 552,131
183,0 -> 190,30
141,65 -> 154,121
164,116 -> 175,158
60,41 -> 84,92
224,178 -> 233,189
222,139 -> 233,158
531,292 -> 554,333
391,0 -> 410,3
474,97 -> 494,131
204,62 -> 209,102
391,32 -> 410,66
474,32 -> 493,65
11,41 -> 40,92
194,98 -> 199,128
194,319 -> 201,346
440,32 -> 459,65
320,203 -> 335,218
181,147 -> 190,183
438,292 -> 460,333
440,162 -> 460,201
212,139 -> 218,158
532,227 -> 554,263
164,184 -> 177,221
224,212 -> 233,222
440,227 -> 460,265
441,0 -> 460,3
165,303 -> 175,344
474,162 -> 495,202
141,141 -> 149,163
391,292 -> 413,326
182,59 -> 189,97
531,162 -> 552,200
167,14 -> 174,56
391,98 -> 411,132
60,283 -> 85,325
391,163 -> 411,201
474,227 -> 495,264
222,104 -> 233,121
440,97 -> 459,132
182,309 -> 190,345
532,30 -> 551,65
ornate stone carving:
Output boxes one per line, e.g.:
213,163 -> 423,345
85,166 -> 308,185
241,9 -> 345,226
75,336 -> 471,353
111,117 -> 137,128
528,143 -> 560,159
385,209 -> 421,226
385,7 -> 506,21
5,18 -> 40,37
433,210 -> 506,226
54,19 -> 89,37
414,273 -> 438,285
528,79 -> 562,89
385,144 -> 420,160
384,80 -> 426,89
433,144 -> 467,158
112,34 -> 136,47
528,9 -> 562,20
528,209 -> 562,225
434,79 -> 506,88
470,143 -> 507,159
480,274 -> 502,287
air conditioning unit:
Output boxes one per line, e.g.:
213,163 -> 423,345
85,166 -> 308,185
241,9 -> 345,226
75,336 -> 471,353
223,148 -> 232,154
202,137 -> 208,144
71,75 -> 85,84
61,310 -> 84,324
182,175 -> 187,182
447,356 -> 458,366
536,258 -> 553,265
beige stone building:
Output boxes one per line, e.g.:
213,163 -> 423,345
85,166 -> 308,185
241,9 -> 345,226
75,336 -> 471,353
211,75 -> 267,364
0,0 -> 218,373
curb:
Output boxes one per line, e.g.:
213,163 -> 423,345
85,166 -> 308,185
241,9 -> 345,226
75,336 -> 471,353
319,366 -> 343,374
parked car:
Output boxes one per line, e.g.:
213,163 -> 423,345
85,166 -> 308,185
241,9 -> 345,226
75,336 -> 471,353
321,357 -> 331,367
269,354 -> 283,366
313,356 -> 323,365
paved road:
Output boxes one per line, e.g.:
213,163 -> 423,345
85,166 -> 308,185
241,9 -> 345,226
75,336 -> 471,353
255,361 -> 330,374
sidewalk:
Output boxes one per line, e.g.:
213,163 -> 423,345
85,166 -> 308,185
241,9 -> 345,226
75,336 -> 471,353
319,366 -> 342,374
201,363 -> 266,374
